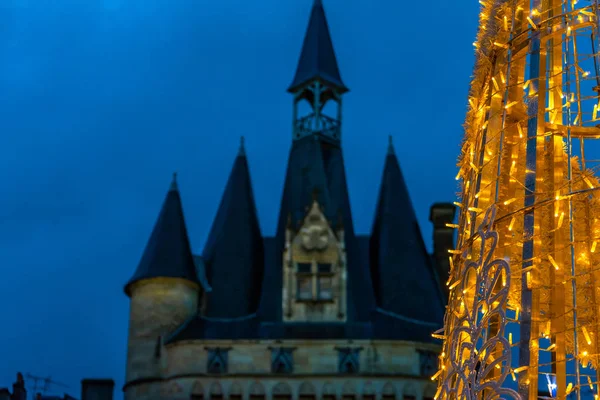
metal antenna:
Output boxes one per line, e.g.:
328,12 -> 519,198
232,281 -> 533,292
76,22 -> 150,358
25,374 -> 69,399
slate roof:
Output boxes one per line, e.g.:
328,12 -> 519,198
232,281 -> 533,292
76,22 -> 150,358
369,138 -> 445,324
270,135 -> 376,323
288,0 -> 348,93
201,139 -> 264,318
134,1 -> 448,345
124,175 -> 200,296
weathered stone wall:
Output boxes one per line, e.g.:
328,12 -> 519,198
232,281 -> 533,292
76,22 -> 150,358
126,340 -> 439,400
282,201 -> 347,323
158,377 -> 437,400
125,278 -> 199,400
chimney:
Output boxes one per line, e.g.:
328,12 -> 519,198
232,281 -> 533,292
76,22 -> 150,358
429,203 -> 457,298
81,380 -> 114,400
0,388 -> 10,400
11,373 -> 26,400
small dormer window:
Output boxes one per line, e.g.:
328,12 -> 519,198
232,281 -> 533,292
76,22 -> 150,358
270,347 -> 295,373
206,347 -> 229,374
296,262 -> 334,301
337,347 -> 361,373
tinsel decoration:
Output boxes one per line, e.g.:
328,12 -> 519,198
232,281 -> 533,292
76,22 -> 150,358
436,0 -> 600,399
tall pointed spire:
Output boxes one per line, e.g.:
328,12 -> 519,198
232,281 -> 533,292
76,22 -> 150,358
170,171 -> 178,191
288,0 -> 347,93
125,176 -> 199,296
202,147 -> 264,318
387,135 -> 395,155
369,143 -> 444,323
238,136 -> 246,156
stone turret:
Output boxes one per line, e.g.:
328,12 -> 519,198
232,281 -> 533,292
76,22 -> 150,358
123,175 -> 201,399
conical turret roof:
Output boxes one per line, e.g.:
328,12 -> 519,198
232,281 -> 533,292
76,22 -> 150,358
125,174 -> 200,296
202,138 -> 264,318
369,138 -> 445,323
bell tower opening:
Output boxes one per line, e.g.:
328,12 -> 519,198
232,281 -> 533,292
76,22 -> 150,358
287,0 -> 348,143
292,82 -> 343,142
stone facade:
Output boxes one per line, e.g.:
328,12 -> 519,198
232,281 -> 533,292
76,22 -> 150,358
126,279 -> 200,383
283,201 -> 347,322
126,340 -> 439,400
122,2 -> 455,400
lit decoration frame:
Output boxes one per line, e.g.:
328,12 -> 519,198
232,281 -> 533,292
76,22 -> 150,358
436,0 -> 600,399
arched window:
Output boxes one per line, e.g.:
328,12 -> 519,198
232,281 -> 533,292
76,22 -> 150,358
209,382 -> 223,400
402,384 -> 417,400
190,381 -> 204,400
341,381 -> 355,400
272,382 -> 292,400
381,383 -> 396,400
249,382 -> 265,400
322,382 -> 336,400
298,382 -> 316,400
229,382 -> 242,400
362,383 -> 375,400
423,384 -> 437,400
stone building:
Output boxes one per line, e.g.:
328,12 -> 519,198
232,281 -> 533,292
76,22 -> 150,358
0,374 -> 114,400
123,1 -> 456,400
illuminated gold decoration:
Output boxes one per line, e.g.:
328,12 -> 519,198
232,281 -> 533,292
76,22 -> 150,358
438,206 -> 520,400
437,0 -> 600,398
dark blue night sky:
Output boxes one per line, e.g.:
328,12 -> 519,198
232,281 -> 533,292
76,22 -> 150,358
0,0 -> 477,398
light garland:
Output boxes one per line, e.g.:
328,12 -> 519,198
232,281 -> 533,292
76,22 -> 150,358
437,0 -> 600,399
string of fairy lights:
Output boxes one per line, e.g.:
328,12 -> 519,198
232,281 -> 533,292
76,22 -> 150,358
436,0 -> 600,399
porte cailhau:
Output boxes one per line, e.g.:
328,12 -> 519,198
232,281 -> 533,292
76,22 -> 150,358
122,1 -> 455,399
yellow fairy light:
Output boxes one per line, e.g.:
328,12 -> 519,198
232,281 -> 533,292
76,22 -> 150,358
547,343 -> 556,351
592,241 -> 597,253
593,104 -> 598,120
509,332 -> 513,345
548,255 -> 559,270
523,79 -> 531,90
526,16 -> 537,29
445,223 -> 459,228
514,366 -> 528,374
557,212 -> 564,229
526,271 -> 532,289
455,169 -> 463,181
583,326 -> 592,345
448,280 -> 461,290
566,383 -> 573,395
505,101 -> 518,109
515,306 -> 519,320
492,77 -> 500,91
517,123 -> 524,138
